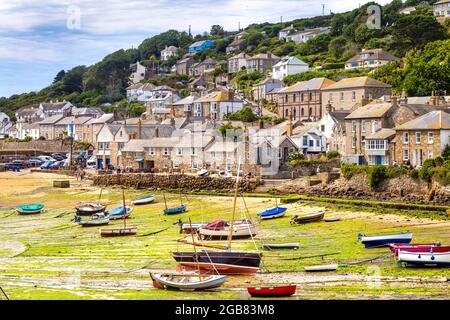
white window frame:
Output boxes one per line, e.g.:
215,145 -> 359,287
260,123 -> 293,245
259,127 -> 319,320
403,132 -> 409,144
427,132 -> 433,144
191,147 -> 196,156
415,132 -> 421,144
149,147 -> 156,156
351,121 -> 356,133
163,147 -> 169,155
176,148 -> 182,156
361,120 -> 365,133
403,149 -> 409,161
352,136 -> 356,149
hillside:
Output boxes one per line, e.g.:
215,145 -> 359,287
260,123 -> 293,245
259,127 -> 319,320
0,0 -> 449,120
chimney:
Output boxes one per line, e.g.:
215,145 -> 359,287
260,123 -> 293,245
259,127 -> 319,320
287,110 -> 293,137
360,95 -> 369,107
259,118 -> 264,129
154,127 -> 159,138
271,116 -> 276,126
391,96 -> 398,107
138,119 -> 142,139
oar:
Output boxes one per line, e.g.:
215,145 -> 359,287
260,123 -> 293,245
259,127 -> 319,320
0,286 -> 9,300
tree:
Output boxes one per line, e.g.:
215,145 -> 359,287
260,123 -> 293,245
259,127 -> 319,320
402,39 -> 450,96
330,14 -> 346,36
53,70 -> 66,83
372,61 -> 405,94
328,36 -> 347,59
247,32 -> 264,46
210,25 -> 225,36
390,15 -> 447,56
297,33 -> 332,55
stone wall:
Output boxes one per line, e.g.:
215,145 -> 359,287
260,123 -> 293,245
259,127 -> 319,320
92,173 -> 260,193
292,159 -> 340,177
0,141 -> 72,153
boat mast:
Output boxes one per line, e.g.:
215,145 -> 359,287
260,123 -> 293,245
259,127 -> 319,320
189,217 -> 202,277
122,187 -> 126,229
163,192 -> 168,210
227,156 -> 241,250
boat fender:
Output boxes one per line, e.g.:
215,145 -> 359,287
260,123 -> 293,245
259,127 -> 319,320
74,216 -> 81,222
431,256 -> 435,261
357,233 -> 364,242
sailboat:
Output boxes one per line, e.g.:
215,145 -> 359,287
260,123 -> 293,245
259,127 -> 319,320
163,193 -> 187,215
100,188 -> 137,237
172,159 -> 263,275
75,187 -> 106,215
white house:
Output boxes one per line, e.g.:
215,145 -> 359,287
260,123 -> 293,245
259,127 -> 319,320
433,0 -> 450,18
291,124 -> 327,155
272,56 -> 309,81
286,27 -> 330,44
126,83 -> 156,102
129,61 -> 147,84
161,46 -> 178,61
15,122 -> 40,140
38,101 -> 73,118
279,24 -> 295,40
0,112 -> 13,135
317,109 -> 350,153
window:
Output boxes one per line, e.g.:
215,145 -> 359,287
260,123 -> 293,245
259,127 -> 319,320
415,132 -> 421,144
303,136 -> 308,146
329,93 -> 332,102
293,94 -> 296,102
316,140 -> 320,147
266,145 -> 272,157
367,139 -> 386,150
352,121 -> 356,133
352,136 -> 356,149
427,132 -> 433,144
309,92 -> 312,100
163,148 -> 169,155
173,161 -> 180,168
211,151 -> 216,158
340,92 -> 344,101
321,125 -> 325,132
403,132 -> 409,144
105,143 -> 110,151
98,142 -> 104,150
191,161 -> 198,169
191,147 -> 196,155
361,120 -> 366,133
403,149 -> 409,161
149,147 -> 156,155
428,150 -> 433,159
176,148 -> 182,156
301,93 -> 304,102
309,140 -> 314,147
351,91 -> 356,101
118,142 -> 125,150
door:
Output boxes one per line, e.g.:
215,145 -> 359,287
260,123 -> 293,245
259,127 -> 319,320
97,158 -> 103,170
375,155 -> 382,165
283,147 -> 289,162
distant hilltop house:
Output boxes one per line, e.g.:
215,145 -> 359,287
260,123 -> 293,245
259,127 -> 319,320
15,101 -> 73,123
278,24 -> 295,40
228,52 -> 250,73
129,61 -> 147,84
188,40 -> 214,53
251,78 -> 283,102
226,38 -> 247,54
272,56 -> 309,81
246,52 -> 280,74
345,49 -> 399,70
285,27 -> 331,44
175,56 -> 195,75
399,6 -> 416,14
190,89 -> 244,120
188,58 -> 218,77
433,0 -> 450,18
161,45 -> 178,61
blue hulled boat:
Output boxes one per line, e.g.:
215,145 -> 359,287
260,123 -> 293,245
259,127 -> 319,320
257,206 -> 287,220
358,232 -> 413,248
164,204 -> 186,215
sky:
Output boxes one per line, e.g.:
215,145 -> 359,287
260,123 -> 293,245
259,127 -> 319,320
0,0 -> 392,98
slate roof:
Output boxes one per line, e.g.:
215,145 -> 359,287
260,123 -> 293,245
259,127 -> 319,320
278,77 -> 335,93
346,49 -> 399,64
322,76 -> 391,90
395,111 -> 450,130
345,102 -> 393,119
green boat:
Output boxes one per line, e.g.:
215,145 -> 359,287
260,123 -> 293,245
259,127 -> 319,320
16,204 -> 45,214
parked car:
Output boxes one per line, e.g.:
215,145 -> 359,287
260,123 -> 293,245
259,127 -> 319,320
26,159 -> 43,167
40,161 -> 55,169
11,160 -> 29,168
37,156 -> 55,162
4,163 -> 21,171
49,160 -> 65,169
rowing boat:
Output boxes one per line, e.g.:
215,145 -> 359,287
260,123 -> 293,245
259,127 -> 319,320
16,204 -> 44,214
247,285 -> 296,297
77,213 -> 110,227
389,243 -> 441,256
75,203 -> 106,215
150,272 -> 226,291
198,219 -> 259,240
304,264 -> 338,272
290,211 -> 325,224
397,250 -> 450,267
131,195 -> 155,205
99,226 -> 137,237
358,232 -> 413,248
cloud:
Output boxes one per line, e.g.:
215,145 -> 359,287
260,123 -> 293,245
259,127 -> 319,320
0,0 -> 392,97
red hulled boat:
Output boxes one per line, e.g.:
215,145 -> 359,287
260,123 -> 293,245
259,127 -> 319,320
389,243 -> 442,255
247,285 -> 296,297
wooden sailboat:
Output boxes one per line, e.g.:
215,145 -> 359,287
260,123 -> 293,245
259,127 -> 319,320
100,188 -> 137,237
172,159 -> 262,275
151,219 -> 227,291
75,187 -> 106,215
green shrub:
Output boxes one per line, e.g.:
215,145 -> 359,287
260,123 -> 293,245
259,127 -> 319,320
340,163 -> 369,179
368,165 -> 388,189
288,152 -> 305,162
418,159 -> 436,182
431,166 -> 450,186
409,169 -> 419,179
442,144 -> 450,160
325,150 -> 341,160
